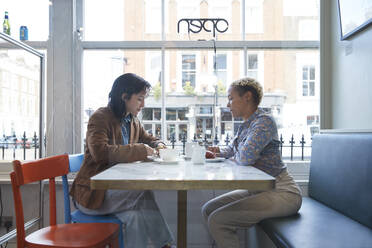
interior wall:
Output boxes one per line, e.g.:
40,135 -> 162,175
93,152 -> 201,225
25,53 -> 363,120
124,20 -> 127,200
323,0 -> 372,129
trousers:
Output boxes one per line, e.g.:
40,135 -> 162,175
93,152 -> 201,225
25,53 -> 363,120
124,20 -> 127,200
201,169 -> 302,248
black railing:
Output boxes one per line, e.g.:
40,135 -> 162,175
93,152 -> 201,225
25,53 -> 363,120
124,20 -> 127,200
168,132 -> 312,161
0,132 -> 312,161
0,132 -> 42,161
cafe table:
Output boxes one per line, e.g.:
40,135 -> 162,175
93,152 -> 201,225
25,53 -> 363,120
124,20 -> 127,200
90,158 -> 275,248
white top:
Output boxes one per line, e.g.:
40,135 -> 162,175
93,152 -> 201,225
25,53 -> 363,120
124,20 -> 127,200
91,159 -> 275,191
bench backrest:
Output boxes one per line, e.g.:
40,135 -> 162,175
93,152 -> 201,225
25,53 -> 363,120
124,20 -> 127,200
309,133 -> 372,229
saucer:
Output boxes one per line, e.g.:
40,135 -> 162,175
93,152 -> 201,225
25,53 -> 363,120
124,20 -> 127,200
154,158 -> 180,165
206,158 -> 225,163
182,156 -> 192,161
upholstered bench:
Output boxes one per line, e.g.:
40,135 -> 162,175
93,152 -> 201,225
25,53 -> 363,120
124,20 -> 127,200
259,133 -> 372,248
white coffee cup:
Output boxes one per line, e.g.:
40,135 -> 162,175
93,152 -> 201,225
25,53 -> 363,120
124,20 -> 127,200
185,142 -> 196,158
191,145 -> 206,165
159,149 -> 178,162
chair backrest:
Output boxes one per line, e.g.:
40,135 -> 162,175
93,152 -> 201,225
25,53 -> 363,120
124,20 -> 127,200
10,154 -> 69,248
309,133 -> 372,229
62,153 -> 84,223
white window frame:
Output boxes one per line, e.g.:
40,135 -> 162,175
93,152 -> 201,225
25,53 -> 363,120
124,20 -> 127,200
302,65 -> 316,97
177,51 -> 201,92
296,53 -> 319,100
0,0 -> 320,161
240,51 -> 264,87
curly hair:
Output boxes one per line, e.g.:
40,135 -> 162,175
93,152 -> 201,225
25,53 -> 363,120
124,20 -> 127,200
230,77 -> 263,106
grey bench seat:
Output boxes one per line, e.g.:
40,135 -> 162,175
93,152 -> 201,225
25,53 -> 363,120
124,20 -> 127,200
260,197 -> 372,248
260,133 -> 372,248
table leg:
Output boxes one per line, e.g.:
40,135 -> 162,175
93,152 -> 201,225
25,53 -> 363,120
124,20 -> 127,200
177,190 -> 187,248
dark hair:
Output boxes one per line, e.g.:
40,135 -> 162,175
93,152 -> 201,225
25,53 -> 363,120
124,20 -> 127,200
108,73 -> 151,119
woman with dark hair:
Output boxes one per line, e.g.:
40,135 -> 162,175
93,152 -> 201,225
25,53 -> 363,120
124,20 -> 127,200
70,73 -> 174,248
202,77 -> 302,248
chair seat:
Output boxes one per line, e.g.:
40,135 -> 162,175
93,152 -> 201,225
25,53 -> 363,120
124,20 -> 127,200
25,223 -> 119,248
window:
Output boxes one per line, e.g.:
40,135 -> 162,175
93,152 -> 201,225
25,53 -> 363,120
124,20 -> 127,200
247,54 -> 258,79
220,108 -> 233,142
79,0 -> 320,153
245,0 -> 263,34
141,107 -> 162,139
167,124 -> 176,141
178,108 -> 188,121
0,0 -> 321,164
302,65 -> 315,96
214,54 -> 227,86
155,124 -> 161,138
142,108 -> 153,120
199,106 -> 212,115
307,115 -> 319,125
166,108 -> 177,120
182,54 -> 196,88
221,108 -> 232,121
179,124 -> 187,141
144,124 -> 152,134
146,52 -> 162,86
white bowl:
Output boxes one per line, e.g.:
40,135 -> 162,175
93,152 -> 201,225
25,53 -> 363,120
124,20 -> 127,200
159,149 -> 178,162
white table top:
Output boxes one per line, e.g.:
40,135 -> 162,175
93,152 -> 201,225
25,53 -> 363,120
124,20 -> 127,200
91,158 -> 275,191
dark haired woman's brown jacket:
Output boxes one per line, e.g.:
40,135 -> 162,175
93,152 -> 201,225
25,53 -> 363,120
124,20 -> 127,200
70,107 -> 163,209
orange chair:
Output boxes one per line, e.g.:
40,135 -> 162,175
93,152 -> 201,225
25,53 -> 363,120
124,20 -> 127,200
10,154 -> 120,248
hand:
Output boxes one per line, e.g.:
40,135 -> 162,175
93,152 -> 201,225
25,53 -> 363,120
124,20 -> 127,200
144,144 -> 156,156
205,150 -> 216,159
157,143 -> 167,149
207,146 -> 220,154
208,146 -> 221,157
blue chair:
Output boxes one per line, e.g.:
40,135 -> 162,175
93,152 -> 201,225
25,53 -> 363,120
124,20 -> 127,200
62,153 -> 124,248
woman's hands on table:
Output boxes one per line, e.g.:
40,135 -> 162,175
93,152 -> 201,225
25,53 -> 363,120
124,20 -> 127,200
155,143 -> 167,156
144,144 -> 156,156
207,146 -> 221,158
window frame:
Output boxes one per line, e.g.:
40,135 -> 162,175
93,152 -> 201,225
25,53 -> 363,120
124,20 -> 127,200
0,0 -> 320,160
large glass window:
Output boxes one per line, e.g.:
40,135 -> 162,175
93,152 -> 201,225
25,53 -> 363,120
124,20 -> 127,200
81,0 -> 320,153
0,50 -> 41,134
0,0 -> 49,41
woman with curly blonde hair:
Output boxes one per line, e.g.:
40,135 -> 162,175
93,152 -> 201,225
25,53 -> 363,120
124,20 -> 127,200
202,77 -> 302,248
